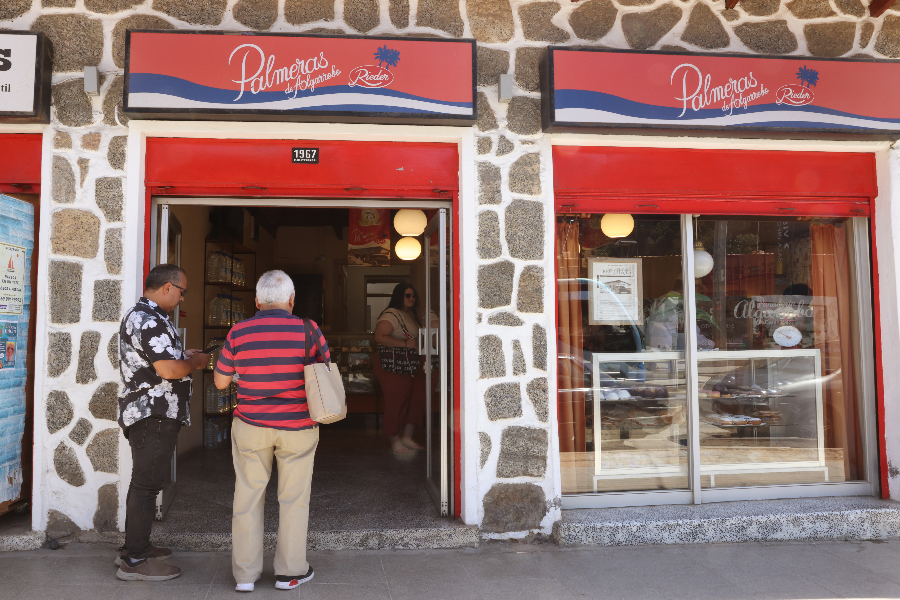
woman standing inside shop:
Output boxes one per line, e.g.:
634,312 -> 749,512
373,283 -> 434,455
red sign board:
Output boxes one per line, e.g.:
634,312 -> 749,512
124,31 -> 476,126
542,48 -> 900,137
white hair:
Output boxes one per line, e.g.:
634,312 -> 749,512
256,270 -> 295,305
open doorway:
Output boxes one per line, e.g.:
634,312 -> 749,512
147,200 -> 455,537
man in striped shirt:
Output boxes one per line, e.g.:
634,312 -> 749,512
214,270 -> 329,593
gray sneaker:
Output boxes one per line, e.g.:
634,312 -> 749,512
116,557 -> 181,581
114,546 -> 172,567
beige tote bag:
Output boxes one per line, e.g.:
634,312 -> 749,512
303,319 -> 347,424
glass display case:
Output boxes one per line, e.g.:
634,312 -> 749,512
327,332 -> 381,414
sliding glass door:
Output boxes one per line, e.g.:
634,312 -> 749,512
558,213 -> 878,508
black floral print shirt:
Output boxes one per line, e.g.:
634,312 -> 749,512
117,297 -> 193,429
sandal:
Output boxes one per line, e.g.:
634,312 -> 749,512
401,438 -> 425,451
390,445 -> 416,455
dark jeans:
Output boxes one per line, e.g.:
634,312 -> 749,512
124,416 -> 181,558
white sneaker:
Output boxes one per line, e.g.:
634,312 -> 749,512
274,567 -> 314,590
235,575 -> 261,592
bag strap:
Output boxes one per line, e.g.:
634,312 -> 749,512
302,318 -> 331,369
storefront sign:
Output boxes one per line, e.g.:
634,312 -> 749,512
348,208 -> 390,267
0,32 -> 51,124
588,258 -> 643,325
124,31 -> 476,126
542,48 -> 900,136
0,242 -> 25,315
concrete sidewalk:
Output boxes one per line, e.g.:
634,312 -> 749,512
2,538 -> 900,600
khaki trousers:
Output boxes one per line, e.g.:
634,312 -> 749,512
231,418 -> 319,584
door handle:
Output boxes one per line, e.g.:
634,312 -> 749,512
431,331 -> 438,353
418,329 -> 426,355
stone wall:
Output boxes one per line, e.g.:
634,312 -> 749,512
2,0 -> 897,536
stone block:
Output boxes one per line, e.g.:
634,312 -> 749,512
618,0 -> 655,6
46,391 -> 74,434
569,0 -> 617,40
506,96 -> 541,136
54,442 -> 85,487
805,22 -> 854,57
90,382 -> 120,422
69,418 -> 93,446
107,136 -> 127,170
46,509 -> 80,540
874,16 -> 900,57
786,0 -> 836,17
48,332 -> 71,378
107,334 -> 119,369
835,0 -> 865,16
861,22 -> 875,47
113,15 -> 175,68
51,210 -> 100,259
514,47 -> 544,92
81,133 -> 102,151
622,4 -> 682,50
512,340 -> 526,376
721,9 -> 740,21
487,312 -> 523,327
497,426 -> 548,477
285,0 -> 334,24
52,79 -> 93,128
533,324 -> 547,371
345,0 -> 380,32
734,21 -> 798,54
468,0 -> 515,42
477,137 -> 493,155
517,266 -> 544,313
52,156 -> 76,204
93,280 -> 122,322
152,0 -> 227,25
508,154 -> 541,196
31,15 -> 103,73
526,377 -> 549,422
485,382 -> 521,420
50,261 -> 82,324
0,0 -> 30,20
77,158 -> 90,187
77,331 -> 101,385
96,177 -> 123,222
390,0 -> 410,28
54,132 -> 72,149
738,0 -> 780,15
476,92 -> 498,132
479,432 -> 491,468
85,0 -> 143,12
105,228 -> 123,275
478,162 -> 502,205
102,76 -> 128,127
44,0 -> 76,5
479,335 -> 506,378
232,0 -> 278,29
482,483 -> 547,532
94,483 -> 118,532
496,135 -> 514,156
86,428 -> 119,473
418,0 -> 464,36
478,260 -> 514,308
477,210 -> 502,260
519,2 -> 569,43
477,46 -> 510,87
505,200 -> 543,260
681,3 -> 729,49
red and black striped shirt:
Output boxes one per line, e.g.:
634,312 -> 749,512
215,310 -> 330,430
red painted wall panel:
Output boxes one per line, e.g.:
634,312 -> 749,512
0,134 -> 42,193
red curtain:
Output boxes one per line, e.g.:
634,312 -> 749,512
557,221 -> 585,454
811,223 -> 864,479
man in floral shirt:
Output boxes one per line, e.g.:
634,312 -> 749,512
116,264 -> 208,582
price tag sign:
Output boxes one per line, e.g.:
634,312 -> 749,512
292,148 -> 319,164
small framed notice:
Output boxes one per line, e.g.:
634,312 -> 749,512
292,148 -> 319,163
588,258 -> 643,326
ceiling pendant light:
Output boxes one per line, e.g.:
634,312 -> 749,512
394,209 -> 428,237
600,213 -> 634,238
395,237 -> 422,260
693,216 -> 713,278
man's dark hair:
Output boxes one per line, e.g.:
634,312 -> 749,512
145,264 -> 185,291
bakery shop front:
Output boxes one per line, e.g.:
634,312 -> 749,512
544,48 -> 895,508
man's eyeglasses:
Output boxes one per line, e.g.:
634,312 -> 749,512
170,282 -> 186,298
405,293 -> 417,299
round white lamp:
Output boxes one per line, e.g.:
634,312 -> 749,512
394,209 -> 428,237
693,241 -> 714,278
600,213 -> 635,238
395,237 -> 422,260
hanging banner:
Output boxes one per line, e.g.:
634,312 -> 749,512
124,31 -> 476,126
0,241 -> 26,315
0,32 -> 52,124
542,48 -> 900,137
349,208 -> 390,267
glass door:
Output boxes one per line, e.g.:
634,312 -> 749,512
423,209 -> 450,515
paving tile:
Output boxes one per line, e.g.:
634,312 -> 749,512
380,552 -> 465,584
0,583 -> 26,600
737,577 -> 840,599
563,577 -> 667,600
474,577 -> 574,600
388,579 -> 484,600
16,584 -> 120,600
801,568 -> 900,598
639,570 -> 735,600
112,583 -> 211,600
458,551 -> 556,580
39,556 -> 119,586
302,553 -> 386,584
0,556 -> 59,585
818,541 -> 900,583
